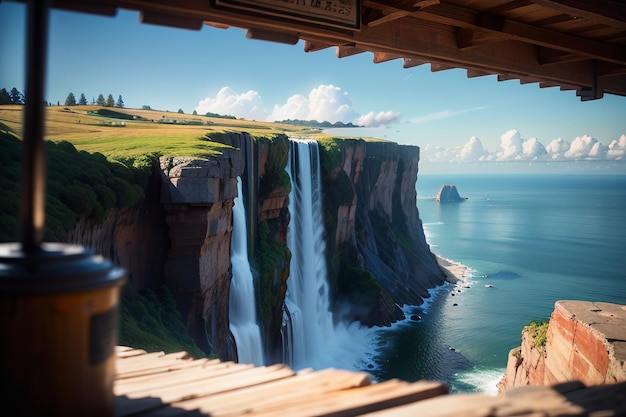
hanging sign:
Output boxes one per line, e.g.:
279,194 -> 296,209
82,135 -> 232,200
213,0 -> 360,30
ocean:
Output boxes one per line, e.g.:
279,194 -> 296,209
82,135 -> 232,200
368,174 -> 626,394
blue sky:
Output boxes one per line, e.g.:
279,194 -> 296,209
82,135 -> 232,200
1,2 -> 625,173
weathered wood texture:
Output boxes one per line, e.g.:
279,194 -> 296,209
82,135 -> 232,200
49,0 -> 626,100
114,346 -> 626,417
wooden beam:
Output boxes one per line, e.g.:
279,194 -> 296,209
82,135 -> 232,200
368,1 -> 626,65
246,28 -> 299,45
366,11 -> 410,28
337,44 -> 368,58
456,28 -> 508,50
482,17 -> 626,66
529,0 -> 626,30
373,52 -> 404,63
140,11 -> 203,30
538,48 -> 587,66
430,63 -> 456,72
304,40 -> 335,52
403,58 -> 428,68
467,69 -> 492,78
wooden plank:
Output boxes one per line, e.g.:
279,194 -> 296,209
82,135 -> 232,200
114,361 -> 251,395
153,368 -> 372,417
243,379 -> 448,417
123,364 -> 295,403
116,347 -> 148,358
116,351 -> 195,377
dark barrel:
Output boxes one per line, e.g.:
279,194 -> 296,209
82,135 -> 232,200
0,242 -> 127,416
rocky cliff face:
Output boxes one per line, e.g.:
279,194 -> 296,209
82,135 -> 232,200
67,133 -> 445,361
498,300 -> 626,394
322,139 -> 446,326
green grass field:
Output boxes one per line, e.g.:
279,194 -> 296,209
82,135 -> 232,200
0,104 -> 329,159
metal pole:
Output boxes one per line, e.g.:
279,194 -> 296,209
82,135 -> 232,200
20,0 -> 50,252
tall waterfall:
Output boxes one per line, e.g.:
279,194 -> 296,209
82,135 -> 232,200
284,138 -> 378,372
284,138 -> 333,369
229,176 -> 265,366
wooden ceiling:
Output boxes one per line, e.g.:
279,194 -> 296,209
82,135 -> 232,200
52,0 -> 626,100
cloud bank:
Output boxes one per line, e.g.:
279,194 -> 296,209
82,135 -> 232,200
194,84 -> 399,127
422,130 -> 626,163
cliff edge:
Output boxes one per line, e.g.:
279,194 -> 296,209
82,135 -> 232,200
498,300 -> 626,394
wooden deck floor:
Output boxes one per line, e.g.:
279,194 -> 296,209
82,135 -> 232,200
114,347 -> 626,417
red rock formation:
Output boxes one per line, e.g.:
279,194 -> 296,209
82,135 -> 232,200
498,300 -> 626,394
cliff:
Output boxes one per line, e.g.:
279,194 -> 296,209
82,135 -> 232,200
498,300 -> 626,394
322,139 -> 446,326
65,133 -> 445,362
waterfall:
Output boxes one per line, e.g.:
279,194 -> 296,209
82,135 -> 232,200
284,138 -> 334,370
229,176 -> 265,366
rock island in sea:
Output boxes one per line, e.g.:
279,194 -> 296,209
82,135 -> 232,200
435,184 -> 467,203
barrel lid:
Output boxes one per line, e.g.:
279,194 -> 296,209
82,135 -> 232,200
0,242 -> 127,293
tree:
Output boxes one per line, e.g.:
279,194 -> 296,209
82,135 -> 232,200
78,93 -> 87,105
116,95 -> 124,108
9,88 -> 24,104
0,88 -> 10,105
142,105 -> 151,110
106,94 -> 115,107
96,94 -> 106,106
177,108 -> 184,114
192,110 -> 197,116
65,92 -> 77,106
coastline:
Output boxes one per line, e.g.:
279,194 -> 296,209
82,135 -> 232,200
436,255 -> 470,284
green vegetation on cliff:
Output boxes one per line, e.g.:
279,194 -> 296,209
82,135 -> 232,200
525,320 -> 549,348
119,286 -> 208,358
0,130 -> 149,242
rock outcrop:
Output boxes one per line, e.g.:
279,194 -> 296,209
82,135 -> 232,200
435,184 -> 465,202
498,300 -> 626,394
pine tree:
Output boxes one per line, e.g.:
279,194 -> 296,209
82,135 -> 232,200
96,94 -> 106,106
106,94 -> 115,107
65,92 -> 77,106
9,88 -> 24,104
116,95 -> 124,108
78,93 -> 87,105
0,88 -> 11,105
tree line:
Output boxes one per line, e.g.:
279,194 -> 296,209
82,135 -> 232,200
64,92 -> 124,108
0,87 -> 124,108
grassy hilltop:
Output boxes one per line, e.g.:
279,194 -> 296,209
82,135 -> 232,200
0,104 -> 326,159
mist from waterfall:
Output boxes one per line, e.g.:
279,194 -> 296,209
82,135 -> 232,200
284,138 -> 379,372
229,176 -> 265,366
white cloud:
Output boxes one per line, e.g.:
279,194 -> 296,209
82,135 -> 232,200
421,131 -> 626,164
564,135 -> 598,159
196,84 -> 399,127
458,136 -> 489,161
607,134 -> 626,160
496,129 -> 524,160
269,84 -> 363,124
545,138 -> 570,159
355,110 -> 401,127
520,137 -> 547,160
195,86 -> 269,120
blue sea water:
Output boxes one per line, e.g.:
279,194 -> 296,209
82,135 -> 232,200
370,174 -> 626,394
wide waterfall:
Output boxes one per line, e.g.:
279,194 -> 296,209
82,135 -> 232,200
284,138 -> 378,372
229,176 -> 265,366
